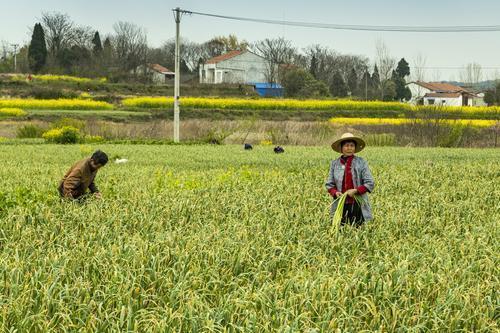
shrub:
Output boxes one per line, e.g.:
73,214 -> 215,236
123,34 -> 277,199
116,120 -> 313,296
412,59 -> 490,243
79,92 -> 92,99
51,118 -> 86,130
42,126 -> 80,144
204,129 -> 233,144
16,124 -> 45,138
364,133 -> 396,146
29,86 -> 78,99
83,135 -> 105,143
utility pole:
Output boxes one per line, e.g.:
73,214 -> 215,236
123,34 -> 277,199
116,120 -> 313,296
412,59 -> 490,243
173,7 -> 181,143
11,44 -> 18,73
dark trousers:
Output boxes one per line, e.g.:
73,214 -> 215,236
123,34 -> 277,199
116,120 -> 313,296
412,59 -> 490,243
341,202 -> 365,227
58,184 -> 89,203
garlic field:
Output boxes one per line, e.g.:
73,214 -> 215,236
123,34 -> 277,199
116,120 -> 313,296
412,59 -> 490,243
0,145 -> 498,331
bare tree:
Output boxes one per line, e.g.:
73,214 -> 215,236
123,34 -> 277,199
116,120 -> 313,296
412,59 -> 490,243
153,38 -> 204,72
303,45 -> 338,83
112,21 -> 148,73
411,53 -> 427,82
410,53 -> 427,101
72,26 -> 94,50
41,12 -> 76,57
0,41 -> 9,61
375,40 -> 396,81
432,69 -> 442,82
201,34 -> 249,58
375,40 -> 396,99
460,62 -> 482,86
252,37 -> 296,83
302,45 -> 369,97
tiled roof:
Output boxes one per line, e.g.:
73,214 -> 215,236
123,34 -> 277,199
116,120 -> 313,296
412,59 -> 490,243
149,64 -> 174,74
205,50 -> 244,64
411,81 -> 469,93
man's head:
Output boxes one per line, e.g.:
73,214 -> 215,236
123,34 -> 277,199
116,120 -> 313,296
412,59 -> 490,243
340,140 -> 357,156
89,150 -> 109,171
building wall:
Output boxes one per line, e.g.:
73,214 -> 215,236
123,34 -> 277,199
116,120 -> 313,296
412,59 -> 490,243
407,83 -> 432,104
151,72 -> 165,84
199,52 -> 267,84
472,97 -> 487,106
423,96 -> 463,106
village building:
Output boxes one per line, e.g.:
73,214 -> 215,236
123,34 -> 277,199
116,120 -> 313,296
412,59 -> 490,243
406,81 -> 486,106
199,50 -> 267,84
135,64 -> 175,84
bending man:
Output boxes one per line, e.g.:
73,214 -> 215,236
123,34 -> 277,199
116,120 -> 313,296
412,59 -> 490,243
59,150 -> 109,200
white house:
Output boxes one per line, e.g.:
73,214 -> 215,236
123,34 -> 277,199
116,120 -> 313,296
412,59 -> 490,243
136,64 -> 175,84
406,81 -> 483,106
199,50 -> 267,84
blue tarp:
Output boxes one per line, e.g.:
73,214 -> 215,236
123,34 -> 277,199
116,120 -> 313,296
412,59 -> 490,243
252,82 -> 284,97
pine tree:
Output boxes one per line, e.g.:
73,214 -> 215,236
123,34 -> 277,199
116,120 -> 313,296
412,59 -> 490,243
371,65 -> 380,88
370,65 -> 381,99
395,58 -> 410,78
309,54 -> 318,79
28,23 -> 47,73
347,68 -> 358,95
394,58 -> 412,101
330,71 -> 348,97
92,31 -> 103,55
103,37 -> 112,50
360,71 -> 371,100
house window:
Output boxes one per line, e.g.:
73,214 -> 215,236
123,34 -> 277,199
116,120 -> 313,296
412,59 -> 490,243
428,99 -> 435,105
441,100 -> 446,104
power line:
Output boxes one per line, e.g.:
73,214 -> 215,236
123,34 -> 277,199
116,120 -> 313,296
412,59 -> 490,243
180,9 -> 500,33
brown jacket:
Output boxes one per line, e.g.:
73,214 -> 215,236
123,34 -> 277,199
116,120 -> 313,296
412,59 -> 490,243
59,158 -> 99,198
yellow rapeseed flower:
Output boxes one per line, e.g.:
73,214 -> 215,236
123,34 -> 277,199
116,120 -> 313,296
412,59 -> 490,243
329,117 -> 498,127
0,108 -> 27,117
0,99 -> 113,110
121,96 -> 500,114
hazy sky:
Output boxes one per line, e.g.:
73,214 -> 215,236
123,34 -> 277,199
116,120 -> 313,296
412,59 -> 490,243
1,0 -> 500,80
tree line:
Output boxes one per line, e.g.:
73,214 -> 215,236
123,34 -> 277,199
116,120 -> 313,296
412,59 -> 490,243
2,11 -> 497,102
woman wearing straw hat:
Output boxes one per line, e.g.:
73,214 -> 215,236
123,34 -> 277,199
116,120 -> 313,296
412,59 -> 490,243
325,133 -> 375,226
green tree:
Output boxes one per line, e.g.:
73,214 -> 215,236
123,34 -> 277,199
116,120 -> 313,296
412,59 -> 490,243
204,34 -> 248,57
484,82 -> 500,105
281,67 -> 329,98
92,31 -> 103,55
347,67 -> 358,95
28,23 -> 47,73
395,57 -> 410,78
371,65 -> 380,89
330,71 -> 348,97
393,58 -> 412,101
309,54 -> 318,79
58,45 -> 90,71
382,79 -> 397,101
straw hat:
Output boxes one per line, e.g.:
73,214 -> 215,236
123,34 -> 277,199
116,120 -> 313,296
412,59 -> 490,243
331,132 -> 366,153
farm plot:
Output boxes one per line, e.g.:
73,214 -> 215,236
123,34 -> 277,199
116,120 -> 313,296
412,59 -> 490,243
0,145 -> 498,331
